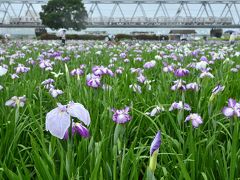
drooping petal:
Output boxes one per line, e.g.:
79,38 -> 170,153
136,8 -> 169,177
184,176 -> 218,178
192,119 -> 200,128
67,102 -> 91,126
234,103 -> 240,117
46,106 -> 71,139
222,107 -> 234,117
74,123 -> 90,138
0,66 -> 8,76
150,131 -> 161,156
5,99 -> 15,107
228,99 -> 236,108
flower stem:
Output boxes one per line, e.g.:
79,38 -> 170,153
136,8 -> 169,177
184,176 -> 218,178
229,117 -> 239,180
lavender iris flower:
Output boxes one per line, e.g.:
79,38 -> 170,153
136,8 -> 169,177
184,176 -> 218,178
119,52 -> 127,58
146,106 -> 165,117
200,56 -> 208,62
212,84 -> 225,95
49,88 -> 63,98
137,74 -> 146,83
130,68 -> 144,74
71,68 -> 84,76
200,68 -> 214,78
222,99 -> 240,117
86,73 -> 101,88
46,102 -> 91,139
92,66 -> 114,77
195,61 -> 208,70
5,95 -> 26,107
112,107 -> 132,124
0,66 -> 8,76
10,74 -> 19,79
15,64 -> 30,74
185,113 -> 203,128
169,101 -> 191,111
163,62 -> 175,73
143,60 -> 156,69
129,84 -> 142,93
174,68 -> 189,77
42,79 -> 55,90
171,79 -> 186,91
115,67 -> 124,74
186,82 -> 200,91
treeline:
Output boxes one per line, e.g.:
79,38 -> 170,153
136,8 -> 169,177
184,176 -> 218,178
39,33 -> 169,41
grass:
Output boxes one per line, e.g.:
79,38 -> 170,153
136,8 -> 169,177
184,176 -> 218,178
0,40 -> 240,179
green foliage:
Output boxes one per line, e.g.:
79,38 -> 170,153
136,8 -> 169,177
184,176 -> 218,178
40,0 -> 88,30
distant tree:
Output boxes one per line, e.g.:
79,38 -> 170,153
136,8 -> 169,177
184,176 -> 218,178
40,0 -> 88,30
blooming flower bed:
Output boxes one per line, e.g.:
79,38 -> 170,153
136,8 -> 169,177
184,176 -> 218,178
0,40 -> 240,179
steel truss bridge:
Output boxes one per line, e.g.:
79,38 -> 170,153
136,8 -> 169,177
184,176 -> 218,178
0,0 -> 240,28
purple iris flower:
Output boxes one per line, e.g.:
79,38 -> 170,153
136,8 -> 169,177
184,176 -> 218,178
134,57 -> 143,62
185,113 -> 203,128
200,68 -> 214,78
71,68 -> 84,76
137,74 -> 146,84
169,101 -> 191,111
162,62 -> 175,73
146,106 -> 165,117
86,73 -> 101,88
186,82 -> 200,91
119,52 -> 127,58
195,61 -> 208,70
130,68 -> 144,74
212,84 -> 225,95
5,95 -> 26,107
15,64 -> 30,74
112,107 -> 132,124
46,102 -> 91,139
150,131 -> 161,156
171,79 -> 186,91
200,56 -> 208,62
92,66 -> 114,77
62,57 -> 70,62
10,74 -> 19,79
39,59 -> 53,71
64,122 -> 90,139
129,84 -> 142,93
42,79 -> 55,90
115,67 -> 124,74
143,60 -> 156,69
49,88 -> 63,98
174,68 -> 189,77
222,99 -> 240,117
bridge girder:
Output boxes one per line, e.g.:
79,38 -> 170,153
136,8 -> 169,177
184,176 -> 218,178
1,0 -> 240,28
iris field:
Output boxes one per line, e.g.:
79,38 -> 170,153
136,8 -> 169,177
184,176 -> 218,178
0,40 -> 240,179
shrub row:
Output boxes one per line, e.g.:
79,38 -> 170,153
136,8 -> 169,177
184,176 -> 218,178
39,33 -> 169,41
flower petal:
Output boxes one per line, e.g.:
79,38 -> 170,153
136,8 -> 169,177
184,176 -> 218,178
74,123 -> 90,138
222,107 -> 234,117
0,66 -> 8,76
228,99 -> 236,108
67,102 -> 91,126
46,107 -> 71,139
